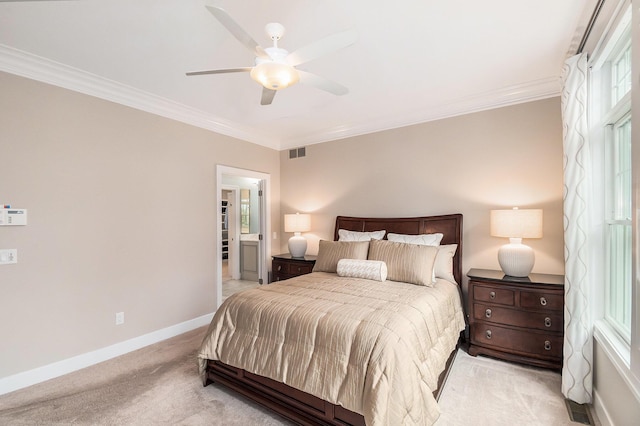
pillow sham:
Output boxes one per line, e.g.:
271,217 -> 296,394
367,239 -> 438,286
435,244 -> 457,283
387,232 -> 444,283
386,232 -> 444,246
313,240 -> 370,273
338,229 -> 386,242
337,259 -> 387,282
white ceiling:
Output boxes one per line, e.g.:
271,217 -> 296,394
0,0 -> 594,150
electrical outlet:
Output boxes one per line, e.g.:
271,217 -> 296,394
115,312 -> 125,325
0,249 -> 17,265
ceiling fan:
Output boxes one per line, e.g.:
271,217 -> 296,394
186,6 -> 357,106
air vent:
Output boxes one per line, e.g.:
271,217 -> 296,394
289,147 -> 306,159
564,400 -> 594,425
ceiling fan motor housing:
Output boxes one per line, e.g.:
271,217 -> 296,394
265,22 -> 285,41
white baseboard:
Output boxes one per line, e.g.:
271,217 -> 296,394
593,389 -> 613,426
0,313 -> 214,396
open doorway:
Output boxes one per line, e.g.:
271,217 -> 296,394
216,165 -> 270,308
221,186 -> 238,281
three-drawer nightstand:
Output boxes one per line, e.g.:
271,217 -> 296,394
467,268 -> 565,370
271,254 -> 317,282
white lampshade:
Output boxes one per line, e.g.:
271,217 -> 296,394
491,208 -> 543,238
284,213 -> 311,258
250,62 -> 299,91
490,208 -> 543,277
284,213 -> 311,233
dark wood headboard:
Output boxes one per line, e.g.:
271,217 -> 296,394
334,214 -> 463,284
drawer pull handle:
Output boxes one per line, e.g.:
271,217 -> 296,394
485,309 -> 492,318
485,330 -> 492,339
544,340 -> 551,351
544,317 -> 552,327
489,291 -> 496,300
540,297 -> 547,306
297,267 -> 302,272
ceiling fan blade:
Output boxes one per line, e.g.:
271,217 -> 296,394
286,29 -> 357,67
297,70 -> 348,96
186,67 -> 252,76
261,87 -> 277,105
205,6 -> 269,59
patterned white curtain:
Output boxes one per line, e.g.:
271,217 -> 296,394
560,52 -> 593,404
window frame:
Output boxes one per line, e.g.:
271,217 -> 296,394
588,2 -> 640,400
604,110 -> 632,342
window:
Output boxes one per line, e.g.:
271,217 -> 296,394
605,111 -> 632,341
590,4 -> 634,358
611,40 -> 632,105
604,37 -> 632,343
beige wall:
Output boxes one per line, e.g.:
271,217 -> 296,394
280,97 -> 565,283
0,72 -> 280,378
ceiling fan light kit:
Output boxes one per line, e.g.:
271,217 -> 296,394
186,6 -> 356,105
250,62 -> 299,90
250,44 -> 298,91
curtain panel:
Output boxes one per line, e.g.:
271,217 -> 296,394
560,52 -> 593,404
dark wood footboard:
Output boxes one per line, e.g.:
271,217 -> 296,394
204,340 -> 460,426
205,359 -> 365,426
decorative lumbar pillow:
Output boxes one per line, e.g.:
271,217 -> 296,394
337,259 -> 387,282
313,240 -> 370,273
386,232 -> 444,246
368,239 -> 438,286
435,244 -> 458,283
338,229 -> 386,242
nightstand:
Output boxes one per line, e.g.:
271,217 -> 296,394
271,254 -> 317,282
467,268 -> 565,370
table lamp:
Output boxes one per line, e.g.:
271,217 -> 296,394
284,213 -> 311,258
490,208 -> 543,277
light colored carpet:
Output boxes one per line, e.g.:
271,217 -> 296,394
222,279 -> 259,301
0,326 -> 579,425
436,350 -> 576,425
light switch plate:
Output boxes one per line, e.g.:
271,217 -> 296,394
0,249 -> 18,264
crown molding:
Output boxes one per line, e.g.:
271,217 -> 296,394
281,76 -> 561,149
0,44 -> 280,149
1,44 -> 560,152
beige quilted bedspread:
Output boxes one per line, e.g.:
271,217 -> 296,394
198,272 -> 466,425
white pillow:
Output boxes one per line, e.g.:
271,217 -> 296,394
435,244 -> 457,283
338,229 -> 386,242
386,232 -> 444,246
337,259 -> 387,282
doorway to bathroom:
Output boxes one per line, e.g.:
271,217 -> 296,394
216,165 -> 270,308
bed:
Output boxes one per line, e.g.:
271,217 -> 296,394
198,214 -> 466,425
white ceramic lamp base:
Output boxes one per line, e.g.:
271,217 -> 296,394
498,238 -> 535,277
288,233 -> 307,258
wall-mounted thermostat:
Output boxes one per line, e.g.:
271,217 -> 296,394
0,209 -> 27,226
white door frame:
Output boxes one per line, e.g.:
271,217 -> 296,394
216,165 -> 271,308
